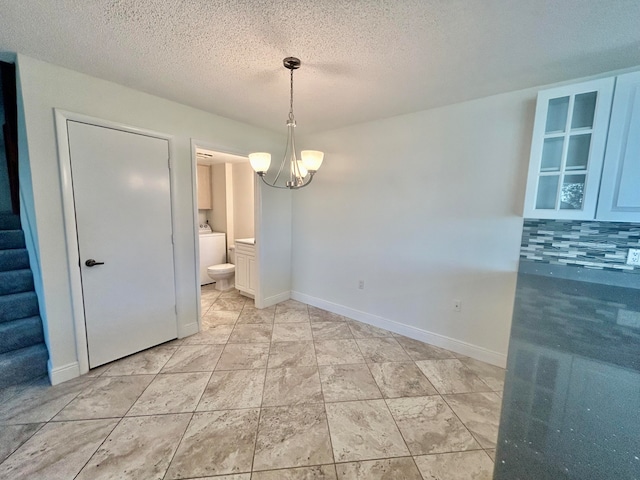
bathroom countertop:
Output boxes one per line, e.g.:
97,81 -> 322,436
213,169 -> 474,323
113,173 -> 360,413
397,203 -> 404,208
494,266 -> 640,480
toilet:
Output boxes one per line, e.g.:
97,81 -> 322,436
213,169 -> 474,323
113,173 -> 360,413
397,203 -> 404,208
207,246 -> 235,291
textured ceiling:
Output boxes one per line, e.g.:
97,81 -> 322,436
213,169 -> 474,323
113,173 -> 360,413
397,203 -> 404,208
1,0 -> 640,133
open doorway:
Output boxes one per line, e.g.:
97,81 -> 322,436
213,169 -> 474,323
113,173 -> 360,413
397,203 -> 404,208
191,142 -> 260,324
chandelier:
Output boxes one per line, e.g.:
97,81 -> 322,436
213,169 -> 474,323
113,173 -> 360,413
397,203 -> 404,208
249,57 -> 324,189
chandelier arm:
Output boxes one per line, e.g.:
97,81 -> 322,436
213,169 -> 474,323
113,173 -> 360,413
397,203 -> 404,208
273,122 -> 293,186
290,125 -> 300,185
290,172 -> 315,189
259,175 -> 290,189
259,171 -> 314,190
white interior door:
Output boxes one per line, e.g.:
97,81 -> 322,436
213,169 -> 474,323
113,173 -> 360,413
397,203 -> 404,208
67,121 -> 177,368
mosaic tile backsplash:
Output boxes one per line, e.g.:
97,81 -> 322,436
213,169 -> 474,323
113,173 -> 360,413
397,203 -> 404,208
521,219 -> 640,274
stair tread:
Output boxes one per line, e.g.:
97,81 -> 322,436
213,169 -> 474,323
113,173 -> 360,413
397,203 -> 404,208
0,343 -> 47,359
0,249 -> 30,272
0,269 -> 34,296
0,316 -> 44,355
0,214 -> 21,228
0,315 -> 43,332
0,291 -> 39,323
0,343 -> 48,389
0,268 -> 32,274
0,230 -> 26,249
0,291 -> 37,299
0,314 -> 41,325
0,343 -> 48,361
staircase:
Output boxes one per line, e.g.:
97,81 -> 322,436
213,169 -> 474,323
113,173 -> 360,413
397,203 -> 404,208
0,213 -> 48,389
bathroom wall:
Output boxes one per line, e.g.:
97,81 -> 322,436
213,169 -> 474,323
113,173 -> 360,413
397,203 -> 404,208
232,162 -> 255,240
521,219 -> 640,274
196,164 -> 210,227
207,161 -> 254,247
210,163 -> 227,233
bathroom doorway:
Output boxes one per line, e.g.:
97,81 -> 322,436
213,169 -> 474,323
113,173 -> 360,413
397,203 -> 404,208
190,141 -> 260,323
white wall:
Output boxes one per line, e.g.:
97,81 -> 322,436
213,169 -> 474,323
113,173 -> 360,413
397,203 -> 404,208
16,54 -> 291,382
0,73 -> 12,212
0,132 -> 11,212
223,164 -> 235,246
210,163 -> 227,234
232,162 -> 255,240
292,88 -> 537,366
255,181 -> 292,307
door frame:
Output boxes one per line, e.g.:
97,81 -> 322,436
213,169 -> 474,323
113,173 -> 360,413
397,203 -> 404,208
55,109 -> 179,375
189,139 -> 264,312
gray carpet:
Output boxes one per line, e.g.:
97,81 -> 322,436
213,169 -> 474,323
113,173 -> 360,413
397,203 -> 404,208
0,214 -> 48,389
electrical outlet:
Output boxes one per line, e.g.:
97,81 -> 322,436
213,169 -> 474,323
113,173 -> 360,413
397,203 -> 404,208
453,299 -> 462,312
627,248 -> 640,266
617,309 -> 640,328
358,280 -> 365,290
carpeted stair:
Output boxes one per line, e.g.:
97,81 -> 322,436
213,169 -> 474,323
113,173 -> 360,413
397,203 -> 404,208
0,213 -> 48,389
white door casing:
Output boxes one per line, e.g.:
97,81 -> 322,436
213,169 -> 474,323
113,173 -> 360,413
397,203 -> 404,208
189,139 -> 263,308
57,112 -> 178,374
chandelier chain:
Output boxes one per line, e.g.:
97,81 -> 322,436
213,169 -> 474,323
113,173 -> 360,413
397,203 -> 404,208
289,67 -> 295,122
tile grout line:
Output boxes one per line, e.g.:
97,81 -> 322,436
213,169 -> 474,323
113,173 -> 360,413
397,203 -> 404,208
249,309 -> 273,474
351,337 -> 414,460
382,335 -> 493,464
71,412 -> 128,479
439,393 -> 490,454
0,421 -> 47,469
407,348 -> 495,448
456,358 -> 496,392
160,412 -> 196,480
158,292 -> 232,479
166,293 -> 246,479
311,308 -> 339,468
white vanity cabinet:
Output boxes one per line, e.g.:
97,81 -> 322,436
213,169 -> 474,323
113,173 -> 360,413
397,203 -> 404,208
523,78 -> 615,219
235,240 -> 256,297
524,72 -> 640,222
596,71 -> 640,221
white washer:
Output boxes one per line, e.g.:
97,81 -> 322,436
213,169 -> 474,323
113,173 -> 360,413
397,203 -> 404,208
199,228 -> 226,285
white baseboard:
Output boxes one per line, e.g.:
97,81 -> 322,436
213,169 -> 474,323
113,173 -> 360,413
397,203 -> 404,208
291,291 -> 507,368
179,321 -> 200,338
262,291 -> 291,309
48,360 -> 80,385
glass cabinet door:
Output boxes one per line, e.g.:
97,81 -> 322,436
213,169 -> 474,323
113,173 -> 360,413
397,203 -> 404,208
524,78 -> 615,220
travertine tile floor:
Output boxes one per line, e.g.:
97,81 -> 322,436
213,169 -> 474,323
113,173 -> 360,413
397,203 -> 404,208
0,285 -> 505,479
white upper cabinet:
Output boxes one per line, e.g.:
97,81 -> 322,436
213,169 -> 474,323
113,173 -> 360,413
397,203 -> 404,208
523,78 -> 615,219
596,71 -> 640,222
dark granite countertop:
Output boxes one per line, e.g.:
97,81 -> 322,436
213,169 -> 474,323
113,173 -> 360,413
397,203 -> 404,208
494,262 -> 640,480
518,258 -> 640,289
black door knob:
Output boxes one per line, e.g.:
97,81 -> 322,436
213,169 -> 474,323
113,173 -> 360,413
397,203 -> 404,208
85,259 -> 105,267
